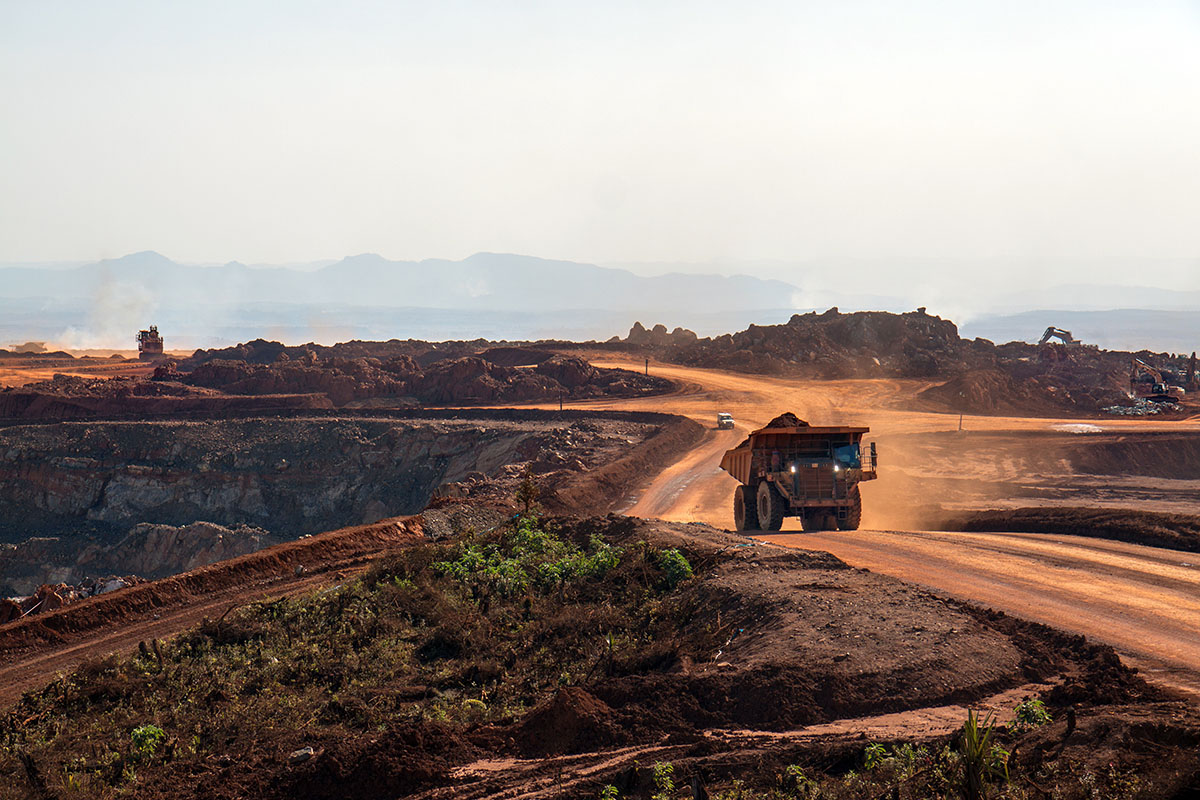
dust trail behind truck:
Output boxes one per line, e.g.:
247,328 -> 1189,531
720,412 -> 877,532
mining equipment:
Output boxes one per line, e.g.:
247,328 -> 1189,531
716,412 -> 735,430
1037,326 -> 1098,363
720,415 -> 877,532
137,325 -> 164,360
1131,358 -> 1185,403
1039,326 -> 1077,346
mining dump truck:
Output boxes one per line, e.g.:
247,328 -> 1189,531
720,413 -> 877,532
137,325 -> 164,360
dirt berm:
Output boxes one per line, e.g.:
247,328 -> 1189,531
942,507 -> 1200,553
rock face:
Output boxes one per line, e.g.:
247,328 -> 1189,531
0,411 -> 684,593
0,521 -> 275,596
651,308 -> 973,379
95,521 -> 278,579
0,417 -> 557,541
0,413 -> 666,542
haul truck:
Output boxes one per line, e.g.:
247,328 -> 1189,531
720,416 -> 877,532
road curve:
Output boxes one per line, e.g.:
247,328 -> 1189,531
541,357 -> 1200,696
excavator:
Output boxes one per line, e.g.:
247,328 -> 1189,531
1039,327 -> 1077,346
1131,358 -> 1185,403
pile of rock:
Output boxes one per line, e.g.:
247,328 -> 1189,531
1,575 -> 145,623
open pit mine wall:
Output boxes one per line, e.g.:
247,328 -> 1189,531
0,410 -> 656,541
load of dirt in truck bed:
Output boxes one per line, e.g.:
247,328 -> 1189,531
731,411 -> 810,449
3,512 -> 1188,800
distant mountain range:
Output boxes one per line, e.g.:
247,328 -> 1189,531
0,251 -> 801,312
0,251 -> 803,348
2,251 -> 1197,351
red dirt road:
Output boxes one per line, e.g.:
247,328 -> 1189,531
518,357 -> 1200,696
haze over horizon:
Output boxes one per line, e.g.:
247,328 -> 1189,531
3,1 -> 1199,302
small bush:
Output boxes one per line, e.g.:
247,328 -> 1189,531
780,763 -> 817,797
1010,697 -> 1052,733
657,548 -> 693,588
651,761 -> 675,800
131,724 -> 165,758
958,709 -> 1008,800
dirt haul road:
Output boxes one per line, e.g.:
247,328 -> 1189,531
515,357 -> 1200,695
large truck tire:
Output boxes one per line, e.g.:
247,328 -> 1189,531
733,484 -> 759,531
756,481 -> 785,532
838,486 -> 863,531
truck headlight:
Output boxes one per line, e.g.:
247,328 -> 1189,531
789,464 -> 796,473
833,465 -> 841,473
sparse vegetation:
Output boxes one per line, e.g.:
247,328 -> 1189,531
0,514 -> 705,798
1008,698 -> 1052,734
651,761 -> 676,800
656,547 -> 693,588
130,724 -> 165,759
958,710 -> 1009,800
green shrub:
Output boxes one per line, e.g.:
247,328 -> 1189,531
433,516 -> 625,600
131,724 -> 165,758
862,741 -> 887,770
958,709 -> 1008,800
1010,697 -> 1052,733
780,763 -> 817,797
651,761 -> 675,800
657,548 -> 693,588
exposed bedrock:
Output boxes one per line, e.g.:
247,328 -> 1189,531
0,414 -> 656,541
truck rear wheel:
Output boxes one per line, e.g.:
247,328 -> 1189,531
837,487 -> 863,531
733,484 -> 759,531
756,481 -> 785,531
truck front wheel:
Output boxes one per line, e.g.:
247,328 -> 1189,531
756,481 -> 785,531
837,486 -> 863,530
733,484 -> 759,531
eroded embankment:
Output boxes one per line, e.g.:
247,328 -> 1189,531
0,411 -> 670,541
0,409 -> 702,595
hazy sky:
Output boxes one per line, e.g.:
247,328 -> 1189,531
3,1 -> 1199,288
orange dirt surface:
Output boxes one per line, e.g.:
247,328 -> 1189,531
0,351 -> 186,388
503,355 -> 1200,696
4,353 -> 1199,725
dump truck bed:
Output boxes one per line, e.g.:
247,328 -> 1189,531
719,425 -> 870,485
